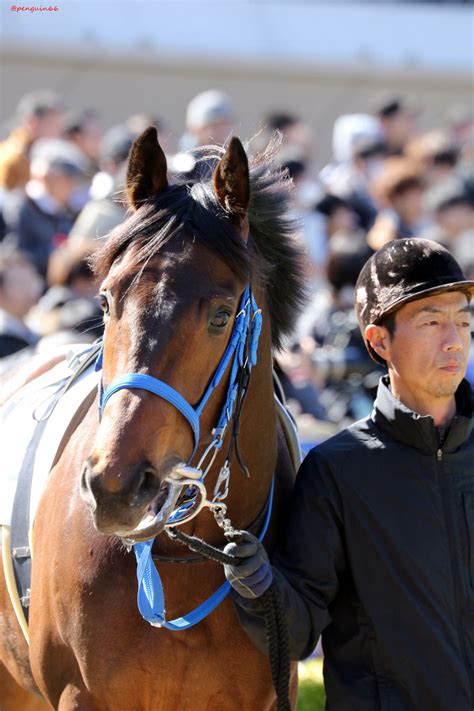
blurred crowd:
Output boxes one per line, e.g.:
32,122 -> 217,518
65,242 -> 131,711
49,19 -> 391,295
0,88 -> 472,438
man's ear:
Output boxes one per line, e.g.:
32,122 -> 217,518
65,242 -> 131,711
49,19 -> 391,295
365,324 -> 391,363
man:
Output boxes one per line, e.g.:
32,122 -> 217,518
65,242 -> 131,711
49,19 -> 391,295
372,94 -> 417,156
0,90 -> 64,192
0,247 -> 41,358
367,157 -> 426,250
182,89 -> 236,149
3,139 -> 88,277
225,238 -> 474,710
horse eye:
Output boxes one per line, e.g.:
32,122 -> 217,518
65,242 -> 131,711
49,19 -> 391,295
98,293 -> 110,315
209,310 -> 231,329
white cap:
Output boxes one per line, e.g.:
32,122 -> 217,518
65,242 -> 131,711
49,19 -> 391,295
332,114 -> 383,163
186,90 -> 235,129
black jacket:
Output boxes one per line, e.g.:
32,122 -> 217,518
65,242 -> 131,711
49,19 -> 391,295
236,377 -> 474,710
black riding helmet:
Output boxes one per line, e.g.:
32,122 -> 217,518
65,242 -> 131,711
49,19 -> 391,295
355,238 -> 474,365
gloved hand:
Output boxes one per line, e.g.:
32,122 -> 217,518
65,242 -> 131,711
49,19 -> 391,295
223,531 -> 273,599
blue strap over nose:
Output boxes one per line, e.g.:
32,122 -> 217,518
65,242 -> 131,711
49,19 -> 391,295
96,285 -> 262,461
100,374 -> 201,451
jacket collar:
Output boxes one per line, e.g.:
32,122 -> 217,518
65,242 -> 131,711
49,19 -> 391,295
372,375 -> 473,454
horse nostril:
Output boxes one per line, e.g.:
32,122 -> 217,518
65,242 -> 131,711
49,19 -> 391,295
131,468 -> 160,506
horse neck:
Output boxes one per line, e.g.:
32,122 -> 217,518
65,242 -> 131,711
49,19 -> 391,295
191,295 -> 277,541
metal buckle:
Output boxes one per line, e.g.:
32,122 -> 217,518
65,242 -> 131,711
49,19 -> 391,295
11,547 -> 30,559
213,462 -> 231,502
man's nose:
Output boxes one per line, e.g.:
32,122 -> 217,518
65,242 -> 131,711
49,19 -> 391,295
443,320 -> 463,351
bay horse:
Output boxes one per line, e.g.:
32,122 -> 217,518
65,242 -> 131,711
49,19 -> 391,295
0,129 -> 306,710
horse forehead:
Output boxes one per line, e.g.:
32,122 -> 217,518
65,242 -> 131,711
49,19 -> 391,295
106,241 -> 237,299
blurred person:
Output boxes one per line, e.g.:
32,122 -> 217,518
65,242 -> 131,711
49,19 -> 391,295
0,90 -> 64,192
172,91 -> 237,181
406,130 -> 460,187
321,115 -> 387,230
126,114 -> 171,155
64,109 -> 102,172
371,94 -> 417,156
46,238 -> 100,299
265,112 -> 316,164
70,124 -> 133,240
314,193 -> 357,241
2,139 -> 88,277
180,89 -> 236,150
296,231 -> 377,424
422,178 -> 474,273
368,157 -> 426,249
297,192 -> 358,292
28,238 -> 103,343
281,158 -> 326,291
445,103 -> 473,149
0,247 -> 42,358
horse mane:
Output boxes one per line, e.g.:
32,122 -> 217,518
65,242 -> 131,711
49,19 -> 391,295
92,139 -> 308,349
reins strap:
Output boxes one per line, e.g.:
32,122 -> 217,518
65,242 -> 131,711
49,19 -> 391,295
134,478 -> 274,631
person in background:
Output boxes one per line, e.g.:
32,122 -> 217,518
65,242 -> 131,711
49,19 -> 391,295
406,129 -> 461,188
224,238 -> 474,711
0,247 -> 42,358
28,238 -> 103,347
371,94 -> 418,156
422,178 -> 474,274
314,194 -> 357,243
0,90 -> 64,192
320,115 -> 387,231
367,157 -> 426,249
2,139 -> 88,277
70,124 -> 134,240
64,109 -> 102,177
171,90 -> 237,179
181,89 -> 236,150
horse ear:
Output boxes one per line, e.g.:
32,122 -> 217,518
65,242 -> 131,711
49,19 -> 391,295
213,137 -> 250,237
126,126 -> 168,210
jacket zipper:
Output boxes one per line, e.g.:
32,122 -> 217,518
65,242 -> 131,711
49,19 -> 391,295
437,450 -> 474,702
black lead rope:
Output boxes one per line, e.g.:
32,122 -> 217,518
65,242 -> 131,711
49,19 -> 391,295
166,526 -> 292,711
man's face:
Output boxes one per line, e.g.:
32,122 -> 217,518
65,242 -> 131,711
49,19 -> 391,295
383,110 -> 416,151
391,186 -> 424,226
0,262 -> 42,318
29,110 -> 64,140
378,291 -> 471,401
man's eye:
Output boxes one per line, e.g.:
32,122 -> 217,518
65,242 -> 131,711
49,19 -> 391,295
209,310 -> 231,329
98,294 -> 110,314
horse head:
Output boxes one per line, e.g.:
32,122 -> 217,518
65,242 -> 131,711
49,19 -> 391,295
80,128 -> 260,540
80,126 -> 306,545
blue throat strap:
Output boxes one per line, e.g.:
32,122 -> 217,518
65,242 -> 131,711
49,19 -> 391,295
134,476 -> 274,630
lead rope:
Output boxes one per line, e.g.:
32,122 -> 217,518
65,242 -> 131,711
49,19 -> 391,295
166,526 -> 291,711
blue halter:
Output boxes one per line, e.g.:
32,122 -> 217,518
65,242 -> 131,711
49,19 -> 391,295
95,284 -> 270,630
96,285 -> 261,459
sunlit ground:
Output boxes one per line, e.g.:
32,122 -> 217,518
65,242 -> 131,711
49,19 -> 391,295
297,658 -> 326,710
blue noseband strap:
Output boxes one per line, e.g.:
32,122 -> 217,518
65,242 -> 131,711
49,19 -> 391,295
101,374 -> 201,449
97,285 -> 261,460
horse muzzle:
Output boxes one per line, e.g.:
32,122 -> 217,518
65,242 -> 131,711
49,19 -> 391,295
80,457 -> 182,539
